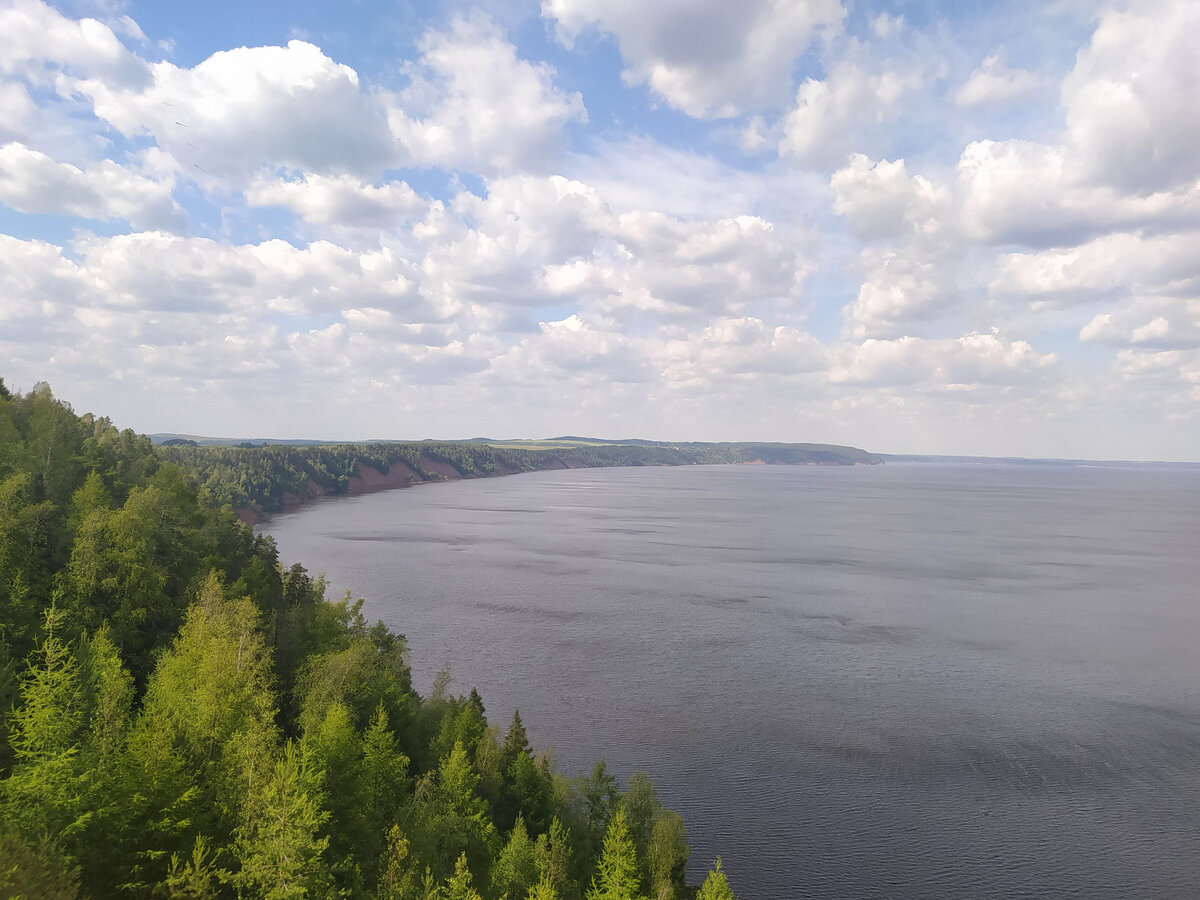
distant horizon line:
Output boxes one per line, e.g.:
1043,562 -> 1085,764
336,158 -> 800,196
146,432 -> 1200,467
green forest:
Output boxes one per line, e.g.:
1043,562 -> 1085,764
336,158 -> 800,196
159,437 -> 880,520
0,380 -> 736,899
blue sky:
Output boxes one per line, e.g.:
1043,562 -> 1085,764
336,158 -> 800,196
2,0 -> 1198,459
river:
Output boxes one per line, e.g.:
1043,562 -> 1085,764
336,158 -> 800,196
262,462 -> 1200,898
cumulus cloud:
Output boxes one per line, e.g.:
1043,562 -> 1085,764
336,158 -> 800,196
0,0 -> 146,87
991,231 -> 1200,308
954,55 -> 1039,106
245,172 -> 427,230
831,154 -> 947,241
845,248 -> 956,339
778,55 -> 923,167
945,4 -> 1200,250
411,174 -> 806,325
830,155 -> 958,339
0,234 -> 90,343
544,0 -> 844,118
411,175 -> 612,318
1063,1 -> 1200,195
829,332 -> 1056,389
0,142 -> 182,229
388,14 -> 585,175
75,40 -> 395,180
483,314 -> 652,391
956,139 -> 1200,248
605,212 -> 804,318
568,136 -> 787,220
1080,298 -> 1200,350
1111,347 -> 1200,418
656,317 -> 827,387
3,0 -> 1199,454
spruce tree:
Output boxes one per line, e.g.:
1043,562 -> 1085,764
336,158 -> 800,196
233,741 -> 330,898
586,807 -> 645,900
444,851 -> 482,900
491,814 -> 538,899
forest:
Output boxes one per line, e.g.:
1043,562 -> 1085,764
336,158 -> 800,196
0,380 -> 736,899
159,437 -> 881,519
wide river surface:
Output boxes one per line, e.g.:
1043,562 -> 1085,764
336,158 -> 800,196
262,463 -> 1200,898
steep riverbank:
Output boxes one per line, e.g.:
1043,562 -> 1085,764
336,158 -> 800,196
157,438 -> 883,523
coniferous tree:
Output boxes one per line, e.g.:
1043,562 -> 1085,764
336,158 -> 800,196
444,851 -> 483,900
156,834 -> 226,899
491,814 -> 539,899
405,740 -> 495,885
376,825 -> 423,900
586,807 -> 645,900
302,699 -> 366,890
115,708 -> 204,891
534,816 -> 576,900
2,607 -> 88,845
360,702 -> 412,875
0,827 -> 79,900
502,709 -> 530,770
233,740 -> 330,898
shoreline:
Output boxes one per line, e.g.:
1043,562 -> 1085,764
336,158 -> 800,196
237,456 -> 878,525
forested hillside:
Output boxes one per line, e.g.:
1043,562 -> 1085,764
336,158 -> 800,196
0,380 -> 735,900
160,438 -> 881,520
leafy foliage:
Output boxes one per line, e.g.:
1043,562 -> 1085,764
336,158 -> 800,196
0,382 -> 739,898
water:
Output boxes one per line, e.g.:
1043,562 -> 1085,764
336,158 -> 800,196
262,463 -> 1200,898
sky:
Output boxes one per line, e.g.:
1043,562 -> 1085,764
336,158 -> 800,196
1,0 -> 1198,459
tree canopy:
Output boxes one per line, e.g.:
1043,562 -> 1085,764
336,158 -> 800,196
0,382 -> 739,898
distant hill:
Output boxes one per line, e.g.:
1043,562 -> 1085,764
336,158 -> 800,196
158,438 -> 883,520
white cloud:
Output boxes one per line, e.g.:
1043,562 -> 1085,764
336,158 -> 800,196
245,172 -> 427,230
778,55 -> 923,167
831,153 -> 947,241
845,248 -> 955,339
954,55 -> 1039,106
388,14 -> 585,175
829,332 -> 1056,388
410,173 -> 807,325
1063,1 -> 1200,194
955,139 -> 1200,247
568,136 -> 791,220
870,13 -> 903,39
488,314 -> 650,387
0,81 -> 38,142
991,231 -> 1200,308
3,1 -> 1199,455
1111,347 -> 1200,416
411,174 -> 612,318
544,0 -> 844,118
829,155 -> 958,339
76,40 -> 395,181
0,141 -> 182,229
656,317 -> 827,387
956,140 -> 1078,245
600,212 -> 807,320
1080,298 -> 1200,350
0,234 -> 89,342
0,0 -> 146,87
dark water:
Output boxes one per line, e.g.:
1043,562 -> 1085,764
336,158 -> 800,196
262,463 -> 1200,899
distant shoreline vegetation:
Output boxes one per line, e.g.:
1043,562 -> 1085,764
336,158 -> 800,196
157,438 -> 883,523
